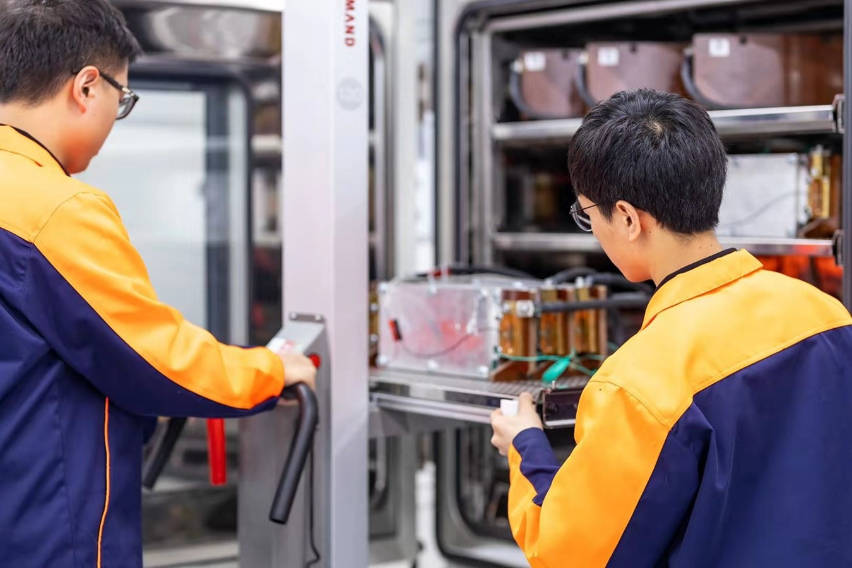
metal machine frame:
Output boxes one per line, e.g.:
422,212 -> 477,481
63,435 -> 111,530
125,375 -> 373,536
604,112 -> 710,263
426,0 -> 852,565
461,0 -> 847,268
267,1 -> 370,565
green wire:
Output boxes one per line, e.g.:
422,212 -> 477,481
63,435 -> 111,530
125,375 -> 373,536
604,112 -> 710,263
497,351 -> 601,382
498,353 -> 564,362
542,357 -> 573,383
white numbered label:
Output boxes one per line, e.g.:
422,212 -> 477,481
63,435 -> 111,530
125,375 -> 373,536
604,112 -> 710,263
524,51 -> 547,72
597,47 -> 620,67
501,399 -> 520,417
708,38 -> 731,58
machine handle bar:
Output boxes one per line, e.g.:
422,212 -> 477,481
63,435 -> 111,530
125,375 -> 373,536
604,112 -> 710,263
269,382 -> 319,524
142,417 -> 187,489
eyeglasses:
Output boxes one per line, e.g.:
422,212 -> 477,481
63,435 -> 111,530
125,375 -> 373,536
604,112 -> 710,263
70,69 -> 140,120
100,72 -> 139,120
570,200 -> 598,232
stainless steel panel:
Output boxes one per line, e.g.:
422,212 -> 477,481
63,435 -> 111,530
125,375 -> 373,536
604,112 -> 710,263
472,32 -> 495,265
371,368 -> 586,426
115,0 -> 280,14
492,232 -> 603,253
238,401 -> 310,567
717,237 -> 836,257
280,0 -> 370,565
485,0 -> 772,33
118,2 -> 281,60
492,232 -> 836,257
492,105 -> 838,144
492,118 -> 582,144
711,105 -> 839,136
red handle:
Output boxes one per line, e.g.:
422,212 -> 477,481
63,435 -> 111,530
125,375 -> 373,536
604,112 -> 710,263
206,418 -> 227,486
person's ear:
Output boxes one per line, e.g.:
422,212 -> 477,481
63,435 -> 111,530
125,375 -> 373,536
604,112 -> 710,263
614,200 -> 643,242
71,66 -> 100,113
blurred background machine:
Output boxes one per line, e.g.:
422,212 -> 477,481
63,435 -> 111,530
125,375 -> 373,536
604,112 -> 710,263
60,0 -> 852,566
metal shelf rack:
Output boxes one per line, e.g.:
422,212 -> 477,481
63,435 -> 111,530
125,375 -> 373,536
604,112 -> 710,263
491,233 -> 837,258
493,104 -> 842,145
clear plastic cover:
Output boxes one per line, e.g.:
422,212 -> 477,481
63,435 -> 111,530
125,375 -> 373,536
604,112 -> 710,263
377,276 -> 536,379
717,153 -> 808,238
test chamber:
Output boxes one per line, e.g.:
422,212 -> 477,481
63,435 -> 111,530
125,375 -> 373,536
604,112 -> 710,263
238,1 -> 852,566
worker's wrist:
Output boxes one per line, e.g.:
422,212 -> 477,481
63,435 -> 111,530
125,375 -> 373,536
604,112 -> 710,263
512,426 -> 548,456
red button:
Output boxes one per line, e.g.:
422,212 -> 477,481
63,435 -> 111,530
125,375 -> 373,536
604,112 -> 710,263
308,353 -> 322,368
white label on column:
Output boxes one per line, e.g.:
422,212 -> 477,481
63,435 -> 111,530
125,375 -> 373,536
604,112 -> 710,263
598,47 -> 620,67
524,51 -> 547,72
708,38 -> 731,58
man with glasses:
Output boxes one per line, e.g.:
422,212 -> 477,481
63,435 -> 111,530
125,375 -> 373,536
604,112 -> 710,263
0,2 -> 315,566
491,89 -> 852,566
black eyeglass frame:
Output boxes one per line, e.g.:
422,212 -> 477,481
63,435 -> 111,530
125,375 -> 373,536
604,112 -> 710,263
70,69 -> 140,120
570,200 -> 599,232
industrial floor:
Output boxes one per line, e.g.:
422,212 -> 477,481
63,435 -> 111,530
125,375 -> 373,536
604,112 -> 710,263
143,463 -> 450,568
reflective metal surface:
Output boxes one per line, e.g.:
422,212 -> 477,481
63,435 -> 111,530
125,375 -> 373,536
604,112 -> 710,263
371,368 -> 587,426
493,105 -> 839,144
492,232 -> 836,257
116,0 -> 280,10
711,105 -> 839,136
485,0 -> 772,33
118,2 -> 281,60
279,0 -> 370,564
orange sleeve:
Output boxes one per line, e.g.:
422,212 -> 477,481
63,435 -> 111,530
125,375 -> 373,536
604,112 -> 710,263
25,190 -> 284,417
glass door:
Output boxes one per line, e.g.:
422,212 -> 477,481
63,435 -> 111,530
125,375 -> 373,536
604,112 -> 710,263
78,73 -> 250,561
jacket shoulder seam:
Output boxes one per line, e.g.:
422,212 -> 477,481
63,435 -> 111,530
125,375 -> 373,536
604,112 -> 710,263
31,190 -> 109,244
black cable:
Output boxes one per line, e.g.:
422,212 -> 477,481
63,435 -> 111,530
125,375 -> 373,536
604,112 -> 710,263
587,273 -> 655,295
680,49 -> 728,110
546,269 -> 654,295
507,63 -> 566,120
305,448 -> 321,568
539,293 -> 650,313
412,264 -> 533,280
546,266 -> 596,284
573,54 -> 599,109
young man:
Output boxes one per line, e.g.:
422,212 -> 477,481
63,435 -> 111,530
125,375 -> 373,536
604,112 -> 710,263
491,89 -> 852,567
0,2 -> 315,566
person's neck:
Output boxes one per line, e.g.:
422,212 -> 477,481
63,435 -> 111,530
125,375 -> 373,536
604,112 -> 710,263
648,231 -> 724,286
0,103 -> 69,168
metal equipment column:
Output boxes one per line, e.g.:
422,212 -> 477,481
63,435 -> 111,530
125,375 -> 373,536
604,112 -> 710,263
283,0 -> 370,565
238,1 -> 369,566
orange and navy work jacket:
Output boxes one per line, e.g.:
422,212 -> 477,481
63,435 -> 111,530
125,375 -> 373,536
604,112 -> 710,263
0,126 -> 285,567
508,249 -> 852,567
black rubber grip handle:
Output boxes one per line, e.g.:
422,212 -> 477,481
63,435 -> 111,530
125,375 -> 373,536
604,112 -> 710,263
142,417 -> 187,489
269,382 -> 319,524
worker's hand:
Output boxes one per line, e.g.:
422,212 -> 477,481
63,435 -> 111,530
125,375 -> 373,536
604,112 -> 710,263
278,352 -> 317,391
490,392 -> 543,456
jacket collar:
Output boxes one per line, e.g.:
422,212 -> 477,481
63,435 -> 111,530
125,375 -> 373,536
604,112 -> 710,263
642,249 -> 764,330
0,125 -> 68,176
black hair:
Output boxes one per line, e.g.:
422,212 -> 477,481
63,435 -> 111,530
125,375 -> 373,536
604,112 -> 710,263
0,0 -> 142,104
567,89 -> 728,234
